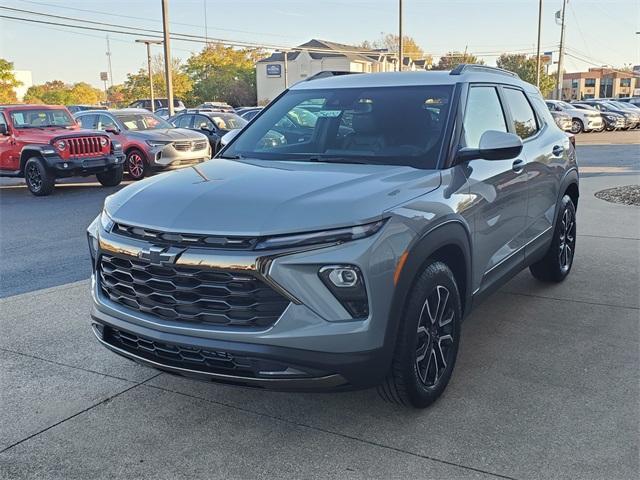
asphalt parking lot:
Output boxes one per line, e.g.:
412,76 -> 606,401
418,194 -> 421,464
1,138 -> 639,479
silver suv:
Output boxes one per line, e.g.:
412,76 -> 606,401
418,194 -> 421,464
88,66 -> 579,408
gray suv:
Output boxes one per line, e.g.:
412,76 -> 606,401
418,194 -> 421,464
88,66 -> 579,408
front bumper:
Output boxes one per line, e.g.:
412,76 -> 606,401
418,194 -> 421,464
604,117 -> 626,130
585,117 -> 604,131
88,218 -> 415,391
43,151 -> 124,177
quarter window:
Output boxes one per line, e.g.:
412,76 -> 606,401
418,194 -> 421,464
463,86 -> 507,149
503,88 -> 539,140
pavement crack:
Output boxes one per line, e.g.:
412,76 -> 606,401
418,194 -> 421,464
0,383 -> 140,455
142,383 -> 519,480
501,291 -> 639,310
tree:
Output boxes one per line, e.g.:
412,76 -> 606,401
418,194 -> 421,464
23,80 -> 103,105
184,43 -> 261,107
361,33 -> 432,65
0,58 -> 22,103
496,53 -> 555,97
432,51 -> 484,70
120,54 -> 192,105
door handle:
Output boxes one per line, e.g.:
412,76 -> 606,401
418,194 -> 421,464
552,145 -> 564,156
512,159 -> 525,173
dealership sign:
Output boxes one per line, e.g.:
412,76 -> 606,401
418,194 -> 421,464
266,64 -> 281,77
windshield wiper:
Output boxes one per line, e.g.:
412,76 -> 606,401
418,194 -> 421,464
218,154 -> 243,159
307,156 -> 369,165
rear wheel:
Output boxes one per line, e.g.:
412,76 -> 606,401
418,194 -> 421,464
378,261 -> 461,408
24,157 -> 55,196
96,166 -> 123,187
570,118 -> 584,134
126,149 -> 147,180
530,195 -> 576,282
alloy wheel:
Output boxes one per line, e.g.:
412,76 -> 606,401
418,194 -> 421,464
128,153 -> 144,178
558,207 -> 576,272
26,163 -> 42,191
415,285 -> 455,387
571,120 -> 582,134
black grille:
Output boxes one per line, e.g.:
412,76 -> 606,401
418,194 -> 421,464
104,327 -> 257,377
112,223 -> 258,250
98,254 -> 289,328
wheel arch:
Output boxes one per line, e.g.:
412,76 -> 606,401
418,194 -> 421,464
384,219 -> 473,350
19,146 -> 46,173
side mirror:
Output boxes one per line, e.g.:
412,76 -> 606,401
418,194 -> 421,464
105,127 -> 120,135
0,124 -> 8,135
456,130 -> 523,162
200,125 -> 212,132
220,128 -> 241,147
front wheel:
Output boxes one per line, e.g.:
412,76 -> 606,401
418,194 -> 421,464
378,261 -> 461,408
530,195 -> 576,282
96,166 -> 123,187
126,149 -> 148,180
24,157 -> 55,196
570,119 -> 584,134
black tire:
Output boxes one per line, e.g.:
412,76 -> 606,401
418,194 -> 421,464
126,149 -> 148,180
570,118 -> 584,134
530,195 -> 576,283
24,157 -> 55,196
605,124 -> 615,132
378,261 -> 462,408
96,166 -> 123,187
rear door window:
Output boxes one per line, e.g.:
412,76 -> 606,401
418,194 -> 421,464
503,88 -> 539,139
463,86 -> 507,148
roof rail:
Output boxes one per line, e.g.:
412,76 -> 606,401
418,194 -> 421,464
450,64 -> 519,78
302,71 -> 364,82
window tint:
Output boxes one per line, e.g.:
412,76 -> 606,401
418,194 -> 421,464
503,88 -> 538,139
174,114 -> 192,128
76,114 -> 96,128
195,115 -> 214,130
463,86 -> 507,148
96,114 -> 117,130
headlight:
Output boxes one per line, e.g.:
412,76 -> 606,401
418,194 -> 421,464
56,140 -> 66,150
100,209 -> 114,232
146,140 -> 171,147
99,137 -> 108,147
254,219 -> 387,251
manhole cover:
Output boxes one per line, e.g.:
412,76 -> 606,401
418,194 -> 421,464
594,185 -> 640,206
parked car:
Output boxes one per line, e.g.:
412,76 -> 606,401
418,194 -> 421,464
239,107 -> 263,121
67,105 -> 107,114
74,108 -> 210,180
168,110 -> 248,156
572,104 -> 624,131
0,105 -> 123,195
196,102 -> 235,112
88,66 -> 579,408
549,110 -> 573,131
616,97 -> 640,107
606,100 -> 640,128
546,99 -> 603,133
128,98 -> 186,113
574,100 -> 640,130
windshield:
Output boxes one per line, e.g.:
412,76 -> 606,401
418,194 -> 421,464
115,113 -> 172,131
210,114 -> 247,130
224,85 -> 453,169
557,101 -> 574,109
10,109 -> 75,128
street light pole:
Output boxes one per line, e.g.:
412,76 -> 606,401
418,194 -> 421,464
398,0 -> 403,72
535,0 -> 543,88
161,0 -> 175,116
556,0 -> 567,100
136,39 -> 163,113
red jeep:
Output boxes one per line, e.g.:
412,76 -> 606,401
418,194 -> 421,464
0,105 -> 124,196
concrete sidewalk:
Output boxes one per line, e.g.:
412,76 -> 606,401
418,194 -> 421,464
1,175 -> 638,480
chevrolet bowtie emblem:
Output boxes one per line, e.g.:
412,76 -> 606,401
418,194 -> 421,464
138,245 -> 182,266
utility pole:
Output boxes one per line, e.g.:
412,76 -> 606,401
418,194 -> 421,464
556,0 -> 567,100
398,0 -> 403,71
283,50 -> 288,89
535,0 -> 543,88
136,39 -> 163,112
203,0 -> 208,44
161,0 -> 175,116
106,35 -> 114,88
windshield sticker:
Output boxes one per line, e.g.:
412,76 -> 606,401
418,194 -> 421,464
316,110 -> 342,118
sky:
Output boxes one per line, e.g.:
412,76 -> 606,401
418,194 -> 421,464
1,0 -> 638,88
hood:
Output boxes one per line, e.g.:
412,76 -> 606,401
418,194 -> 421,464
15,127 -> 106,144
129,128 -> 207,142
105,158 -> 441,236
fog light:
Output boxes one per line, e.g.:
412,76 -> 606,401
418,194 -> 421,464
319,265 -> 368,318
